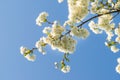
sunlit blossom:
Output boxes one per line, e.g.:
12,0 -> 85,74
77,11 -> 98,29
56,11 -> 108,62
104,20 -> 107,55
61,65 -> 70,73
116,64 -> 120,74
36,12 -> 49,26
110,46 -> 119,53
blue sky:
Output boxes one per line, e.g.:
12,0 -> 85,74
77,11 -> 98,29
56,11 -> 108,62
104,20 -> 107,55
0,0 -> 120,80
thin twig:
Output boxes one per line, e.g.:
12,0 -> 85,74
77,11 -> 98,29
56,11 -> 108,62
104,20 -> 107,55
77,9 -> 120,27
46,20 -> 54,24
60,9 -> 120,38
32,48 -> 38,51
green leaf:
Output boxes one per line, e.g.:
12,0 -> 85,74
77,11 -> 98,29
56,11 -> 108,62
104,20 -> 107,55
24,50 -> 31,56
90,0 -> 94,2
64,53 -> 70,62
110,41 -> 117,45
44,19 -> 47,22
61,61 -> 65,69
66,58 -> 70,62
41,43 -> 47,46
107,41 -> 118,47
65,56 -> 70,62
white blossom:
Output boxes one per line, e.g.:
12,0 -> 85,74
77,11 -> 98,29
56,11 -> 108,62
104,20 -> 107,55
36,12 -> 49,26
98,14 -> 114,32
105,42 -> 109,47
20,46 -> 28,55
51,21 -> 64,37
115,27 -> 120,37
43,27 -> 51,34
38,48 -> 46,55
58,36 -> 76,53
54,62 -> 59,69
117,58 -> 120,64
100,8 -> 109,14
70,27 -> 89,39
70,26 -> 78,36
116,64 -> 120,74
20,0 -> 120,74
25,54 -> 36,62
108,0 -> 112,3
58,0 -> 64,3
20,46 -> 36,61
110,46 -> 119,53
115,1 -> 120,9
115,37 -> 120,43
35,37 -> 47,55
90,1 -> 98,14
88,21 -> 102,34
54,62 -> 58,65
63,20 -> 74,27
67,0 -> 89,23
61,65 -> 70,73
106,31 -> 114,41
45,34 -> 61,48
45,34 -> 76,53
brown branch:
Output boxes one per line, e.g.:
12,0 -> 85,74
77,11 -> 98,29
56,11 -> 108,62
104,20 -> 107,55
61,9 -> 120,38
31,48 -> 38,51
46,20 -> 54,24
77,9 -> 120,27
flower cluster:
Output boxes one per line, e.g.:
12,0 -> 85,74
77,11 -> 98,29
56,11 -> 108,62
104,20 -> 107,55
61,65 -> 70,73
115,24 -> 120,43
115,0 -> 120,9
67,0 -> 89,23
20,46 -> 36,61
103,22 -> 120,53
90,0 -> 99,14
20,0 -> 120,74
41,21 -> 77,53
116,58 -> 120,74
98,14 -> 114,32
58,0 -> 64,3
70,26 -> 89,39
90,0 -> 117,14
115,24 -> 120,37
36,12 -> 49,26
89,12 -> 120,53
89,21 -> 102,34
110,45 -> 119,53
89,12 -> 114,35
51,21 -> 64,37
54,58 -> 71,73
35,37 -> 47,55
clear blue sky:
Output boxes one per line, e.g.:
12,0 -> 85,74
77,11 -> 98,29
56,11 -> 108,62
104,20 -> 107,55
0,0 -> 120,80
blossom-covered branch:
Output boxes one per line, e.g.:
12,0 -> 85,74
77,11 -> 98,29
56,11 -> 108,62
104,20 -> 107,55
62,9 -> 120,38
78,9 -> 120,27
20,0 -> 120,74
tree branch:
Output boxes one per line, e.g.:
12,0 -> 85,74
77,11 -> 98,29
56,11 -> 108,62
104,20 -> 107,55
31,48 -> 38,51
61,9 -> 120,38
46,20 -> 54,24
77,9 -> 120,27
